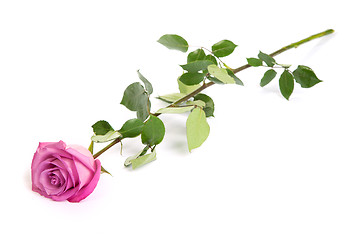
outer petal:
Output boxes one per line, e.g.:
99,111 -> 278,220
51,185 -> 80,201
66,144 -> 95,170
67,144 -> 94,161
66,145 -> 96,189
32,142 -> 74,200
67,159 -> 101,203
38,141 -> 65,150
32,158 -> 56,195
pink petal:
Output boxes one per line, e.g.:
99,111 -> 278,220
66,145 -> 97,189
67,159 -> 101,203
66,145 -> 96,170
51,185 -> 80,201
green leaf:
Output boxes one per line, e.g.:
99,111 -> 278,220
207,76 -> 224,85
119,118 -> 144,138
186,100 -> 206,108
88,141 -> 94,155
260,69 -> 277,87
124,149 -> 143,167
91,130 -> 122,143
141,115 -> 165,146
135,86 -> 151,122
187,49 -> 206,63
279,70 -> 294,100
186,108 -> 210,152
120,82 -> 150,121
157,93 -> 186,103
131,150 -> 157,169
180,60 -> 214,73
247,58 -> 263,67
137,70 -> 153,94
277,63 -> 292,68
178,79 -> 201,95
92,120 -> 114,135
205,54 -> 218,65
101,166 -> 112,176
293,65 -> 322,88
120,82 -> 148,111
226,69 -> 243,86
211,40 -> 237,58
193,93 -> 215,117
179,72 -> 205,85
258,51 -> 276,67
207,64 -> 235,84
156,105 -> 194,114
157,34 -> 189,52
136,103 -> 150,122
91,120 -> 121,143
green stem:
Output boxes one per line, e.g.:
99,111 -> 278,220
93,138 -> 121,159
270,29 -> 334,57
92,29 -> 334,159
153,81 -> 214,117
156,29 -> 334,111
232,29 -> 334,74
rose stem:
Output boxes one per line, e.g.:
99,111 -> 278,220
93,138 -> 121,159
154,29 -> 334,114
231,29 -> 334,73
92,29 -> 335,159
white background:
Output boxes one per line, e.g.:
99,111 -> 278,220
1,0 -> 359,239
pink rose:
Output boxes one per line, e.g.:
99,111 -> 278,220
31,141 -> 101,202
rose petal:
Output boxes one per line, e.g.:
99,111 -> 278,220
52,169 -> 65,186
38,141 -> 65,150
66,145 -> 97,189
39,168 -> 65,195
67,144 -> 94,162
66,145 -> 96,171
32,141 -> 72,180
32,158 -> 57,194
67,159 -> 101,203
73,160 -> 93,189
51,185 -> 80,201
51,158 -> 77,188
49,159 -> 70,188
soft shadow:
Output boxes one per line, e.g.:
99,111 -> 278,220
24,170 -> 32,191
169,140 -> 189,156
260,84 -> 282,98
301,32 -> 336,62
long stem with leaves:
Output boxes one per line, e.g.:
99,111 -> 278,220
92,29 -> 334,161
154,29 -> 334,115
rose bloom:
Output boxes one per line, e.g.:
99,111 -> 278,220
31,141 -> 101,202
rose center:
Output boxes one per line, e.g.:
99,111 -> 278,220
48,174 -> 60,186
